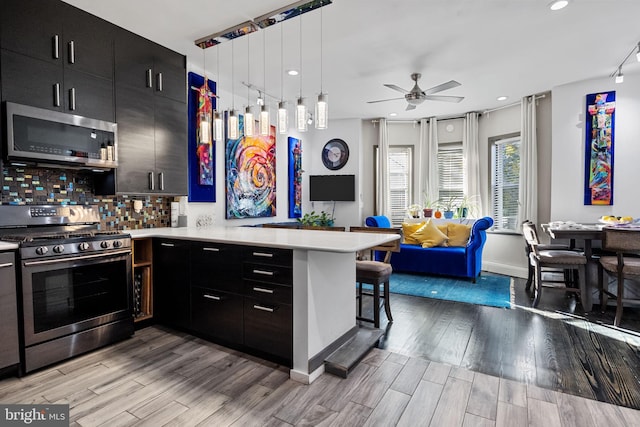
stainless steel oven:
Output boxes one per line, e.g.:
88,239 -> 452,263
0,205 -> 134,374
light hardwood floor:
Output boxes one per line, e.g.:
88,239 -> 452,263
1,325 -> 639,426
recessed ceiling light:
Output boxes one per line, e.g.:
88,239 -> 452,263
389,112 -> 398,117
287,69 -> 299,76
549,0 -> 569,11
497,96 -> 508,101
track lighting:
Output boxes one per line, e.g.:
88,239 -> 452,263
244,106 -> 254,137
637,42 -> 640,62
611,41 -> 639,84
296,98 -> 307,132
615,67 -> 624,84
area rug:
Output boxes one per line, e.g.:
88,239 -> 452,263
385,272 -> 513,309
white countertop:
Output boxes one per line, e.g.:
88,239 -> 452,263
127,226 -> 399,253
0,242 -> 19,251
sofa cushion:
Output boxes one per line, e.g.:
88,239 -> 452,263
447,223 -> 472,247
411,220 -> 449,248
402,222 -> 425,244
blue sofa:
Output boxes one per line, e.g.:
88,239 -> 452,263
365,216 -> 494,281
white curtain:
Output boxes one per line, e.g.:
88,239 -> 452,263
420,117 -> 439,205
462,112 -> 483,215
376,118 -> 391,217
518,96 -> 538,226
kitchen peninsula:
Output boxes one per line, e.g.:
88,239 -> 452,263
128,226 -> 400,384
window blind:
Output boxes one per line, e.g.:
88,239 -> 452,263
491,137 -> 520,231
437,144 -> 464,203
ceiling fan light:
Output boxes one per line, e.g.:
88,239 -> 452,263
296,98 -> 307,132
244,106 -> 254,137
278,101 -> 288,134
315,93 -> 328,130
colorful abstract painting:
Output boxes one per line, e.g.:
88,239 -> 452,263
225,114 -> 276,218
288,137 -> 302,218
584,91 -> 615,205
187,72 -> 215,202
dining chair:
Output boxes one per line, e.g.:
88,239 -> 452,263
598,227 -> 640,327
349,226 -> 402,328
522,222 -> 587,308
521,220 -> 574,291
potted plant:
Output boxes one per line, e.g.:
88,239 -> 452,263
407,204 -> 422,218
422,193 -> 436,218
439,195 -> 459,220
457,194 -> 479,220
297,210 -> 335,227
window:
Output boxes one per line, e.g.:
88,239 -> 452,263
437,143 -> 464,204
375,146 -> 413,226
491,135 -> 521,231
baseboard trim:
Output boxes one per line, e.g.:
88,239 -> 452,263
483,262 -> 527,279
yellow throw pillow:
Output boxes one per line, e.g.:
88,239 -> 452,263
401,222 -> 425,244
411,219 -> 449,248
447,223 -> 472,247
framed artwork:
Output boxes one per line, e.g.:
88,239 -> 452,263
225,114 -> 277,218
288,137 -> 302,218
584,91 -> 615,205
187,72 -> 216,202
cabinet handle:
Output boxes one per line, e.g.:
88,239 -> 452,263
158,172 -> 165,191
253,269 -> 275,276
148,171 -> 155,190
160,243 -> 175,247
253,304 -> 274,313
69,88 -> 76,111
204,294 -> 221,301
253,286 -> 274,294
52,35 -> 60,59
252,252 -> 273,258
203,247 -> 220,252
68,40 -> 75,64
0,262 -> 13,269
156,72 -> 163,92
53,83 -> 61,107
146,69 -> 153,88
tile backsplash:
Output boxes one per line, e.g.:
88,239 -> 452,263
2,166 -> 173,230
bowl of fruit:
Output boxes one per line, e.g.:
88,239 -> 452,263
599,215 -> 634,225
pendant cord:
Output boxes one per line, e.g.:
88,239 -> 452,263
320,5 -> 323,94
263,26 -> 267,102
280,24 -> 284,101
299,14 -> 303,99
247,36 -> 250,104
231,40 -> 235,110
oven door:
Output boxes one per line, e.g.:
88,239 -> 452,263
20,249 -> 132,347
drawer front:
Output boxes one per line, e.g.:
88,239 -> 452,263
244,280 -> 292,305
244,298 -> 292,362
243,262 -> 292,286
191,287 -> 243,345
191,242 -> 242,292
243,247 -> 292,266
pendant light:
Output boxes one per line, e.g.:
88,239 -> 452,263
277,23 -> 288,134
228,40 -> 239,140
295,15 -> 307,132
199,48 -> 212,143
259,28 -> 270,136
213,47 -> 224,141
315,5 -> 328,130
244,36 -> 254,137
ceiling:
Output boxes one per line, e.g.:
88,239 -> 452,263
62,0 -> 640,121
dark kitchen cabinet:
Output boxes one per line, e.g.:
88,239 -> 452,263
0,252 -> 19,371
0,0 -> 115,121
153,239 -> 190,330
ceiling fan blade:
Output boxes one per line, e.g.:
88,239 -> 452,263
383,84 -> 409,94
367,97 -> 405,104
424,95 -> 464,103
405,104 -> 417,111
422,80 -> 461,95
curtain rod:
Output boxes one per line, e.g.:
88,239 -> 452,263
370,114 -> 468,124
482,93 -> 547,114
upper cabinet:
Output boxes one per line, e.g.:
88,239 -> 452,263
0,0 -> 115,122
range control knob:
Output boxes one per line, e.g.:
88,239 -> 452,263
113,240 -> 123,248
53,245 -> 65,254
35,246 -> 48,256
78,242 -> 90,251
100,241 -> 111,249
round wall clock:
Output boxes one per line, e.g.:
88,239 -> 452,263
322,138 -> 349,170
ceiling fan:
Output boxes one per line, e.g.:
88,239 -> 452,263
368,73 -> 464,110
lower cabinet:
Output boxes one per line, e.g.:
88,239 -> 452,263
153,239 -> 190,330
244,298 -> 292,362
191,286 -> 243,345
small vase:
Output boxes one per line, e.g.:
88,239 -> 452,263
444,210 -> 454,219
434,210 -> 442,219
423,208 -> 433,218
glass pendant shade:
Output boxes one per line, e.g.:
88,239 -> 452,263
259,105 -> 270,136
295,98 -> 307,132
244,107 -> 254,137
199,111 -> 212,143
278,101 -> 288,134
213,111 -> 224,141
315,93 -> 328,130
228,110 -> 239,140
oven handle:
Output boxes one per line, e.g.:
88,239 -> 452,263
23,249 -> 131,266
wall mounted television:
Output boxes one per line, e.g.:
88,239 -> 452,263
309,174 -> 355,201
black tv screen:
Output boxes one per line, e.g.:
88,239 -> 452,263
309,175 -> 355,201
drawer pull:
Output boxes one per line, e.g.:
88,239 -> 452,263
204,294 -> 221,301
52,35 -> 60,59
0,262 -> 13,269
160,243 -> 175,247
253,286 -> 274,294
252,252 -> 273,258
253,304 -> 274,313
253,269 -> 274,276
203,247 -> 220,252
146,69 -> 153,88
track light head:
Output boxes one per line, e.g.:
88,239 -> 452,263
615,67 -> 624,84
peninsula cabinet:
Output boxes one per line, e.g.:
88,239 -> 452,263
153,239 -> 190,330
0,252 -> 19,371
0,0 -> 115,122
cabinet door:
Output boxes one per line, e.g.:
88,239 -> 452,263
153,44 -> 186,103
64,69 -> 114,121
0,0 -> 62,64
115,30 -> 155,91
1,50 -> 63,111
154,96 -> 187,195
0,252 -> 19,370
115,85 -> 156,194
191,287 -> 243,345
244,298 -> 292,364
153,239 -> 190,329
190,242 -> 242,293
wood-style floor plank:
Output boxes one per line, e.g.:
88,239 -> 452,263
466,372 -> 500,421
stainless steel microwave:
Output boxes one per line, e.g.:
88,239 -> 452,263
5,102 -> 118,169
